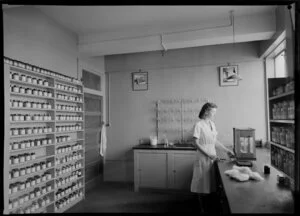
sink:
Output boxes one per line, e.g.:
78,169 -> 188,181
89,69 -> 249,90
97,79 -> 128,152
172,143 -> 195,148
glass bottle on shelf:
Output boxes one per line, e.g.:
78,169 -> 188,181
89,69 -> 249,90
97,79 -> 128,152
272,104 -> 277,120
280,103 -> 285,119
286,101 -> 290,120
290,126 -> 294,149
276,103 -> 280,119
271,127 -> 276,142
285,128 -> 291,149
290,100 -> 294,119
280,127 -> 285,146
283,151 -> 287,175
282,101 -> 288,119
271,147 -> 274,166
274,147 -> 278,167
290,154 -> 294,178
275,127 -> 280,143
278,149 -> 282,171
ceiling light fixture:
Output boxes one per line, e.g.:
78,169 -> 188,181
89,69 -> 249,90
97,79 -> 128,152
225,10 -> 242,81
160,34 -> 167,56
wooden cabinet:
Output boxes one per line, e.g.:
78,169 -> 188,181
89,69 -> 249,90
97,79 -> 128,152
168,151 -> 196,190
134,149 -> 196,192
136,151 -> 168,190
267,78 -> 295,190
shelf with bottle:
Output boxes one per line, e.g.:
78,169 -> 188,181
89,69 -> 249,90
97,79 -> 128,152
9,175 -> 54,199
55,182 -> 83,202
55,103 -> 83,111
55,176 -> 84,191
54,76 -> 82,87
55,160 -> 83,176
8,189 -> 53,214
55,140 -> 84,148
54,83 -> 83,95
55,154 -> 83,168
8,63 -> 54,80
269,78 -> 294,99
55,93 -> 83,104
10,84 -> 54,98
10,113 -> 53,123
55,167 -> 83,180
10,92 -> 55,101
4,57 -> 82,85
35,200 -> 55,214
270,100 -> 294,121
271,145 -> 295,180
9,164 -> 54,183
270,142 -> 295,153
10,144 -> 55,154
9,138 -> 53,152
10,99 -> 53,110
10,127 -> 54,138
10,70 -> 53,87
55,145 -> 83,157
270,125 -> 294,151
55,190 -> 83,213
9,155 -> 54,169
56,123 -> 83,132
269,91 -> 294,100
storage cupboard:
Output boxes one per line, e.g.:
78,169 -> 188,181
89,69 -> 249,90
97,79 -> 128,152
3,57 -> 85,214
267,77 -> 295,190
133,149 -> 196,192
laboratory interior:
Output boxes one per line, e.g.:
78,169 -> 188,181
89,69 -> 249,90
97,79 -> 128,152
2,4 -> 299,214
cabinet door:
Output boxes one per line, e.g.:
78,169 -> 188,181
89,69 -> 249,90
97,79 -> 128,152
135,151 -> 168,189
170,151 -> 196,190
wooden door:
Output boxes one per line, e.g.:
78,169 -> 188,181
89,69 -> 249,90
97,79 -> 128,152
135,151 -> 168,189
82,69 -> 105,191
170,151 -> 196,190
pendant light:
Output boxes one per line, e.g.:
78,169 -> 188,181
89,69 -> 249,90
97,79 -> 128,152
225,10 -> 242,81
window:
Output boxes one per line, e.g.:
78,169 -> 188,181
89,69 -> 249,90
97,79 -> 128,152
274,51 -> 287,78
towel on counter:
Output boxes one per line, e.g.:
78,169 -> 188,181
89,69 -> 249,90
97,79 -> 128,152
224,165 -> 264,182
99,124 -> 107,157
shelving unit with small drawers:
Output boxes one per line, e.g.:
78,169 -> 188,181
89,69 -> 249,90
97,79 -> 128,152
3,57 -> 85,214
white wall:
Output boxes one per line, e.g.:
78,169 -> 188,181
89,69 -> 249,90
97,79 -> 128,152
3,6 -> 105,81
4,6 -> 79,78
104,41 -> 267,182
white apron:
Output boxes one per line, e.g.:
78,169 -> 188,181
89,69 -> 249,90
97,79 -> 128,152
190,119 -> 217,194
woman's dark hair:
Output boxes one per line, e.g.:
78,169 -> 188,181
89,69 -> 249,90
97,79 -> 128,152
198,102 -> 218,119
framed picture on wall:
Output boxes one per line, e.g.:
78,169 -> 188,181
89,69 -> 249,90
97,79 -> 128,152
132,71 -> 148,91
219,65 -> 239,86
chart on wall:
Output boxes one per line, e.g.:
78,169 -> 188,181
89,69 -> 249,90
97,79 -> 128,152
156,97 -> 212,144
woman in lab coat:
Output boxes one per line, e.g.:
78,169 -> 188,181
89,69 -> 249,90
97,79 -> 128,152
191,102 -> 234,213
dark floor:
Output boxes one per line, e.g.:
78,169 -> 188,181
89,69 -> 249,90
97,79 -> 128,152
66,181 -> 203,213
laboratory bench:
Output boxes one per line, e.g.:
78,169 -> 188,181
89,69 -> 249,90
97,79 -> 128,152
215,147 -> 294,213
132,144 -> 294,213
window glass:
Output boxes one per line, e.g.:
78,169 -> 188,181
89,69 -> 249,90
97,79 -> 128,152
83,69 -> 101,91
274,51 -> 287,78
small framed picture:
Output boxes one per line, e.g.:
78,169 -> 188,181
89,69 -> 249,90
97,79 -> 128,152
132,71 -> 148,91
219,65 -> 239,86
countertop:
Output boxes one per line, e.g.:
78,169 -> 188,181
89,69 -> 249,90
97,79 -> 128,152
216,147 -> 294,213
132,144 -> 196,150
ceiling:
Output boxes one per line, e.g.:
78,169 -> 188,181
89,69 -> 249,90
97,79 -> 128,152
35,5 -> 277,35
19,5 -> 278,56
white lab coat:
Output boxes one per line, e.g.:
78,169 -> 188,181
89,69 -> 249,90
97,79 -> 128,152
190,119 -> 217,194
